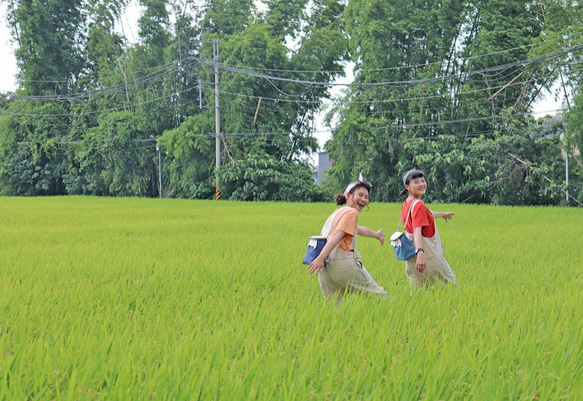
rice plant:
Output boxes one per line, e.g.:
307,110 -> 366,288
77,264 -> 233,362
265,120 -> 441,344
0,197 -> 580,400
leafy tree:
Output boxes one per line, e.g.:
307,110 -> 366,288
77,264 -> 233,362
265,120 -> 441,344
564,90 -> 583,204
0,101 -> 70,195
534,0 -> 583,199
160,0 -> 347,200
157,114 -> 216,199
326,0 -> 573,205
0,92 -> 14,110
71,111 -> 156,196
326,0 -> 468,200
217,150 -> 326,201
8,0 -> 87,95
411,110 -> 569,205
264,0 -> 308,38
566,91 -> 583,162
456,0 -> 543,128
201,0 -> 256,37
1,0 -> 580,204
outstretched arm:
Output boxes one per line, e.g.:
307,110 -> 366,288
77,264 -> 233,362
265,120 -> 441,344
431,211 -> 455,222
357,226 -> 385,245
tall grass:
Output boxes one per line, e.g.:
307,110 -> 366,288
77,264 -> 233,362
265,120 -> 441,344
0,197 -> 581,400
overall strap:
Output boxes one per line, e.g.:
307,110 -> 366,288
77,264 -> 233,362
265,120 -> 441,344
328,207 -> 351,236
320,206 -> 351,237
397,200 -> 420,231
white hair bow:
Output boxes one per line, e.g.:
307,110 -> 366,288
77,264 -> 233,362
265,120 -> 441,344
344,173 -> 369,197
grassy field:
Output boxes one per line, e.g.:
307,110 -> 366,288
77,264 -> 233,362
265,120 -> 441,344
0,196 -> 581,400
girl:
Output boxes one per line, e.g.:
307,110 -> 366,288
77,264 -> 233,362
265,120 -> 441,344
400,168 -> 457,289
308,175 -> 386,306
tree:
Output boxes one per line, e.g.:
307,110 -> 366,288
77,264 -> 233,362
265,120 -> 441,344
159,0 -> 347,200
535,0 -> 583,203
1,0 -> 580,204
9,0 -> 87,95
0,101 -> 71,195
157,114 -> 216,199
217,150 -> 326,201
72,111 -> 156,196
201,0 -> 256,37
325,0 -> 574,205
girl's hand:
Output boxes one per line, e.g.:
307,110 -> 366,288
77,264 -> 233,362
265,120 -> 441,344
356,226 -> 384,244
376,229 -> 385,245
307,256 -> 325,276
416,252 -> 426,273
442,212 -> 455,222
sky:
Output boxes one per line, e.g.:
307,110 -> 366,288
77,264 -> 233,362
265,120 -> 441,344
0,3 -> 17,93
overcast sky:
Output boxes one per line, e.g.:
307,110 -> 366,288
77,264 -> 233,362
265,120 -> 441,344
1,3 -> 17,93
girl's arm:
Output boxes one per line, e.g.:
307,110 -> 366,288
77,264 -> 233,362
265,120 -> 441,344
431,211 -> 455,222
357,226 -> 385,245
413,226 -> 426,273
307,230 -> 346,276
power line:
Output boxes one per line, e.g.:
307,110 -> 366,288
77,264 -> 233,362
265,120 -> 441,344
2,42 -> 577,144
7,44 -> 579,110
216,30 -> 583,75
4,85 -> 199,117
209,44 -> 583,89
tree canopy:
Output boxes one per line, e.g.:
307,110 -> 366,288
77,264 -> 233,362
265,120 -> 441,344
0,0 -> 581,205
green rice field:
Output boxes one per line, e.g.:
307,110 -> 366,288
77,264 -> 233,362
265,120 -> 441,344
0,196 -> 581,400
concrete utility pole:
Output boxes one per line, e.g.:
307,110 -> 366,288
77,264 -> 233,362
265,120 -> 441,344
198,40 -> 222,200
156,144 -> 162,198
565,150 -> 569,202
213,41 -> 221,197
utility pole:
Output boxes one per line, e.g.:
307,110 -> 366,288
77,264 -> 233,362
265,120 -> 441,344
156,144 -> 162,198
213,41 -> 221,200
198,40 -> 221,200
565,150 -> 569,202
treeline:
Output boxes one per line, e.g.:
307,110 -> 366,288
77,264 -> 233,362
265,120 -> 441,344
0,0 -> 582,205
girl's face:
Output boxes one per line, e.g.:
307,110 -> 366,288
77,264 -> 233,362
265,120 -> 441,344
347,186 -> 369,211
406,176 -> 427,198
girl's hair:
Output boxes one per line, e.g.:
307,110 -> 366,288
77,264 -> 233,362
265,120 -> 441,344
399,168 -> 425,197
335,180 -> 372,205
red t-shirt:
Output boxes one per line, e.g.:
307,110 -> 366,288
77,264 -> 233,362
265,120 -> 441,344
401,198 -> 435,238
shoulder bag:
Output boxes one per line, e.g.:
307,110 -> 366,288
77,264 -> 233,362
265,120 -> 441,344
302,207 -> 350,266
390,200 -> 419,261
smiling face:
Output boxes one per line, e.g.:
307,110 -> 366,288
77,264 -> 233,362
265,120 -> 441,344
346,185 -> 370,211
405,176 -> 427,198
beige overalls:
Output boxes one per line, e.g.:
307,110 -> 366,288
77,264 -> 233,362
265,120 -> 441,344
317,207 -> 387,304
405,225 -> 456,289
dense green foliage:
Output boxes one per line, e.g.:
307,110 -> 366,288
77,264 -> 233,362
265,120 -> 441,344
0,0 -> 581,204
1,197 -> 581,398
326,0 -> 582,205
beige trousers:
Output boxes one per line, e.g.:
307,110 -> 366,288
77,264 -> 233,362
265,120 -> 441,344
319,248 -> 387,303
405,227 -> 456,289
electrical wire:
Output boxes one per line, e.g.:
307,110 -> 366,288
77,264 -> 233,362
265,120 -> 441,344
208,44 -> 583,89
